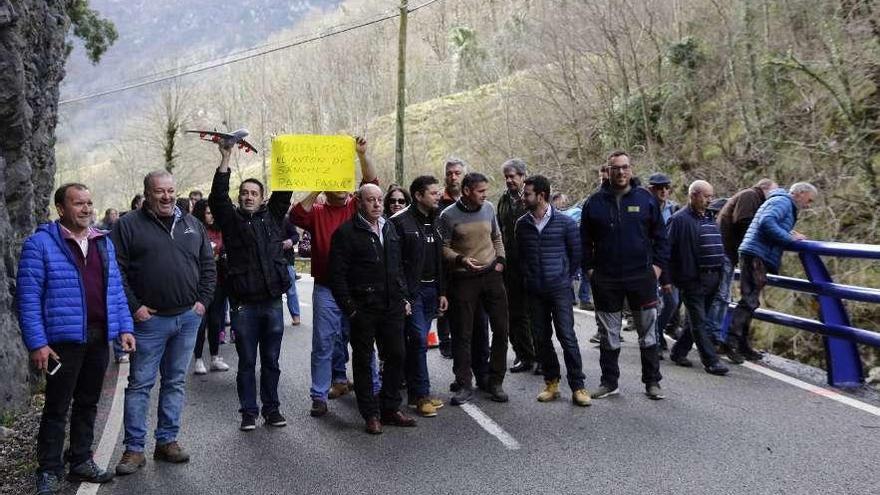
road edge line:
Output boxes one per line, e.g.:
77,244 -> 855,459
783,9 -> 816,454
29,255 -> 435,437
76,362 -> 129,495
459,403 -> 521,450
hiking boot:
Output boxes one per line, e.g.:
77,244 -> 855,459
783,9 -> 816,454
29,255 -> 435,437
487,384 -> 509,403
240,413 -> 257,431
310,399 -> 328,417
671,356 -> 694,368
591,384 -> 620,399
536,379 -> 561,402
380,410 -> 417,427
742,348 -> 764,362
328,381 -> 352,399
264,410 -> 287,427
451,386 -> 473,406
509,359 -> 533,373
645,383 -> 665,400
193,358 -> 207,375
153,441 -> 190,463
35,471 -> 61,495
365,416 -> 383,435
415,398 -> 438,417
572,388 -> 592,407
210,355 -> 229,371
115,450 -> 146,475
68,458 -> 114,483
705,362 -> 730,376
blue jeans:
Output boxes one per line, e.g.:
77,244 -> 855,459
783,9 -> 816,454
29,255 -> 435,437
405,283 -> 439,400
531,287 -> 585,390
707,257 -> 733,344
310,284 -> 379,401
232,299 -> 284,416
286,265 -> 300,318
123,310 -> 201,452
577,270 -> 592,304
657,286 -> 680,348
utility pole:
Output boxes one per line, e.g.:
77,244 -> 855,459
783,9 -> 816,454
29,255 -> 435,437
260,56 -> 268,189
394,0 -> 408,185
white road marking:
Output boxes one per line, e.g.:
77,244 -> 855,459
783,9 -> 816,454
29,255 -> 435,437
459,403 -> 521,450
742,362 -> 880,418
76,362 -> 129,495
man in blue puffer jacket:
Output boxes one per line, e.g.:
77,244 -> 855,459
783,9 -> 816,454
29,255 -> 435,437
726,183 -> 818,364
581,151 -> 670,400
17,183 -> 135,495
516,175 -> 591,407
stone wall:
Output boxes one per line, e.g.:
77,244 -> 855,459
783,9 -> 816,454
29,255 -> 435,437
0,0 -> 70,413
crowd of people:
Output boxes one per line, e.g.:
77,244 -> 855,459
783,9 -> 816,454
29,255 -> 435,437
16,139 -> 818,494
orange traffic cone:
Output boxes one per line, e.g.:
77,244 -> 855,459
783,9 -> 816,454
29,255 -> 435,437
427,325 -> 440,348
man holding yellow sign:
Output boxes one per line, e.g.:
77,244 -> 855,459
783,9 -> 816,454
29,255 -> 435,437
288,137 -> 381,419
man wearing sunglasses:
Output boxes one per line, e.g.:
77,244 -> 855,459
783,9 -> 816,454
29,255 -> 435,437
648,173 -> 681,358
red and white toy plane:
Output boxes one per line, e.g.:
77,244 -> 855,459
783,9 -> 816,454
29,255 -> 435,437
186,128 -> 258,154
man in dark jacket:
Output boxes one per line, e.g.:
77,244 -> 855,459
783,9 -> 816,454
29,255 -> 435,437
516,175 -> 591,407
718,178 -> 778,267
113,170 -> 216,475
329,183 -> 416,434
581,151 -> 669,400
666,180 -> 729,376
18,183 -> 136,494
391,175 -> 448,417
209,144 -> 294,431
497,158 -> 536,374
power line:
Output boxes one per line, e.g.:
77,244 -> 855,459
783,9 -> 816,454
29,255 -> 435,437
59,0 -> 444,106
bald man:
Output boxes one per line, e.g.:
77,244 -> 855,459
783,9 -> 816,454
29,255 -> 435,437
664,180 -> 729,376
328,184 -> 416,434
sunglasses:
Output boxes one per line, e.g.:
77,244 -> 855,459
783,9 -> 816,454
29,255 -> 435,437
388,198 -> 408,205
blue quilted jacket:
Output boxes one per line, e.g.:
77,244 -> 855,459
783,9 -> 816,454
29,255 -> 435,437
17,222 -> 134,351
515,207 -> 582,294
739,188 -> 797,273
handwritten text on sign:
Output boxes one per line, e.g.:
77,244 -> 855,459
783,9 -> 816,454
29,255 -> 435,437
271,135 -> 356,192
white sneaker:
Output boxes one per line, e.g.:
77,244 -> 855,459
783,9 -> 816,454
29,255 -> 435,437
194,358 -> 208,375
210,356 -> 230,372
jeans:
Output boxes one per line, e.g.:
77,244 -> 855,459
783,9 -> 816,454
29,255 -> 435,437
530,287 -> 585,391
706,257 -> 733,344
657,286 -> 680,348
123,310 -> 201,452
351,306 -> 405,419
727,255 -> 768,350
37,328 -> 109,475
449,271 -> 509,387
671,271 -> 722,367
285,265 -> 300,318
232,298 -> 284,416
194,283 -> 226,359
577,270 -> 592,304
310,284 -> 379,401
405,283 -> 439,400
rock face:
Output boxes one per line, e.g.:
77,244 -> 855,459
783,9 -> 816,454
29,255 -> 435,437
0,0 -> 70,414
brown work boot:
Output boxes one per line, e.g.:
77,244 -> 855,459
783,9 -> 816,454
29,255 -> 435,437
153,441 -> 190,463
537,379 -> 561,402
365,416 -> 383,435
328,381 -> 352,399
572,388 -> 592,407
380,410 -> 417,427
115,450 -> 146,475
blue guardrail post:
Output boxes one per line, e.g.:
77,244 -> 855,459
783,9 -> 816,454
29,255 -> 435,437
799,252 -> 863,387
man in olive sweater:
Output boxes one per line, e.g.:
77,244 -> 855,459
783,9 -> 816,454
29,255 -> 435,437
438,173 -> 509,406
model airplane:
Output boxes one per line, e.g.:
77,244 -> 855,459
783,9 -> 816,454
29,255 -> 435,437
186,128 -> 258,154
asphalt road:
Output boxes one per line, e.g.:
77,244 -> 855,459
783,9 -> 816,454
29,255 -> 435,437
93,278 -> 879,495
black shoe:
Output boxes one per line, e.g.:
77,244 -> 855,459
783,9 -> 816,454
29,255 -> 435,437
487,384 -> 509,403
742,348 -> 764,362
645,383 -> 665,400
35,471 -> 61,495
449,381 -> 462,392
509,360 -> 533,373
705,362 -> 730,376
440,348 -> 453,359
67,458 -> 114,483
671,356 -> 694,368
451,386 -> 473,406
475,375 -> 490,392
310,399 -> 328,417
726,345 -> 745,364
240,413 -> 257,431
264,410 -> 287,427
533,364 -> 544,376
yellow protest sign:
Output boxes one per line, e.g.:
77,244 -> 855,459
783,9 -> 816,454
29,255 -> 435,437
270,135 -> 356,192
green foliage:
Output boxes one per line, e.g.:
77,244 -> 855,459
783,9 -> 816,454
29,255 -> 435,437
449,26 -> 487,89
68,0 -> 118,64
599,88 -> 667,150
667,36 -> 706,72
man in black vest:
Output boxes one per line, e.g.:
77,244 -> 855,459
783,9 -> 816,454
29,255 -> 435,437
209,143 -> 293,431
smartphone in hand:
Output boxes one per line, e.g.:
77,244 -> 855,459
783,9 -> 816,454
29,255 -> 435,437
47,355 -> 61,376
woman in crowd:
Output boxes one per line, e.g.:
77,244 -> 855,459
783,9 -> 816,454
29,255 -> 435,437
384,185 -> 411,217
191,199 -> 230,374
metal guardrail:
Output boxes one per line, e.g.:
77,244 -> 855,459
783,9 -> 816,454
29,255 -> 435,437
721,240 -> 880,388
